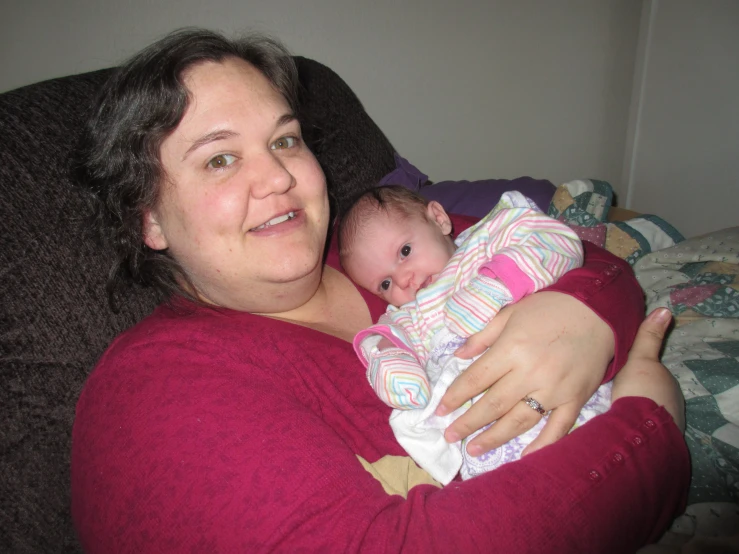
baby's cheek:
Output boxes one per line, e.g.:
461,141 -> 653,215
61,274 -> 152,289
390,290 -> 411,308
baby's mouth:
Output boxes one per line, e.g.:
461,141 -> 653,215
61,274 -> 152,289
250,211 -> 296,231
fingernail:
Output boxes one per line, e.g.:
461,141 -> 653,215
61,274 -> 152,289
649,308 -> 671,326
436,404 -> 449,417
466,444 -> 482,457
446,430 -> 460,443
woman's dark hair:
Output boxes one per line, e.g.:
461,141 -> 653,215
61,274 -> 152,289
74,28 -> 299,308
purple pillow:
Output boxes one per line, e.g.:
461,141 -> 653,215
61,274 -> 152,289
379,154 -> 556,217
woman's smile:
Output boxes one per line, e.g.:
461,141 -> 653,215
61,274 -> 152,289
248,209 -> 304,236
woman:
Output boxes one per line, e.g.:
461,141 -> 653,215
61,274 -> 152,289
71,28 -> 688,552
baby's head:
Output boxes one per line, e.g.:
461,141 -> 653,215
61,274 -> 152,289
339,185 -> 456,307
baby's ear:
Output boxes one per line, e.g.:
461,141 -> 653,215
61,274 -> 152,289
426,201 -> 453,235
143,209 -> 169,251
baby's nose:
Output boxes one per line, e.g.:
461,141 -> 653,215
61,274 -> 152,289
397,268 -> 414,289
406,273 -> 421,292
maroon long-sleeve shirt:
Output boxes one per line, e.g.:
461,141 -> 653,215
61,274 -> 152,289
71,215 -> 689,552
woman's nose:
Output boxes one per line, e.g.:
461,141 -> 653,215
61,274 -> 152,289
249,153 -> 295,199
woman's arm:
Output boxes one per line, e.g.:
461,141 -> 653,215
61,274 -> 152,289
544,241 -> 644,383
437,241 -> 645,456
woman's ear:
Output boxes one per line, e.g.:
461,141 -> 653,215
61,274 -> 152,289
143,210 -> 168,251
426,201 -> 453,236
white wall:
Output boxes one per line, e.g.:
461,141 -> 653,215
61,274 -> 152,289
0,0 -> 641,194
624,0 -> 739,238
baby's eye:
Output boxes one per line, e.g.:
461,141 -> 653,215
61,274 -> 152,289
271,136 -> 298,150
207,154 -> 237,169
400,244 -> 412,258
380,279 -> 391,291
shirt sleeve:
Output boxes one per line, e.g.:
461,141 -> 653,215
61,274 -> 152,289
472,194 -> 584,299
543,241 -> 645,382
442,199 -> 584,337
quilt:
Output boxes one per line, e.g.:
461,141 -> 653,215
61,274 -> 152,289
551,180 -> 739,547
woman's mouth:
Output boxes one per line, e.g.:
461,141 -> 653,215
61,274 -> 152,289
250,211 -> 296,231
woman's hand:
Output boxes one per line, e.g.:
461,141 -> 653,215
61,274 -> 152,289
612,308 -> 685,431
436,291 -> 615,457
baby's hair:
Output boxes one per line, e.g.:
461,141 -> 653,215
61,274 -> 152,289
338,185 -> 429,264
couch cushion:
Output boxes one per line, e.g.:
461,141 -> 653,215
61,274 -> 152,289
295,56 -> 397,216
0,69 -> 163,551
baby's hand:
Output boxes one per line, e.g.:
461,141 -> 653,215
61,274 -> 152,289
368,346 -> 430,410
377,336 -> 395,351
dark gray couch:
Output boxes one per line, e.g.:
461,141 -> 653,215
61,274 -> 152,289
0,57 -> 397,552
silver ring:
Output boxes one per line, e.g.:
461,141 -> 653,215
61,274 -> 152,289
522,396 -> 546,415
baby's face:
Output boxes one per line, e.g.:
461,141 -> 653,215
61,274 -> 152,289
345,209 -> 456,307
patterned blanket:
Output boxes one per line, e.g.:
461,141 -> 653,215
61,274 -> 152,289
551,180 -> 739,547
548,178 -> 685,263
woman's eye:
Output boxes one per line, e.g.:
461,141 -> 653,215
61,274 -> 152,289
380,279 -> 391,291
271,136 -> 297,150
207,154 -> 237,169
400,244 -> 412,258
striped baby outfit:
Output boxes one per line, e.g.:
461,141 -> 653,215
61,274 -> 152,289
353,191 -> 613,484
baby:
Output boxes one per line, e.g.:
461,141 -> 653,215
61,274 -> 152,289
339,185 -> 612,484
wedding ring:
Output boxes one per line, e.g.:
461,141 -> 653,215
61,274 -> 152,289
522,396 -> 547,415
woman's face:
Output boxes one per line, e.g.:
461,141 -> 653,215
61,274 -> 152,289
145,57 -> 329,312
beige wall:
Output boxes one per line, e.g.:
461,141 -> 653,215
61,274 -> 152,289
6,1 -> 734,238
624,0 -> 739,237
0,0 -> 641,192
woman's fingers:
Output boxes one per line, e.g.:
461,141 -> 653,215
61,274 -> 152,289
612,308 -> 685,431
453,308 -> 510,360
440,366 -> 521,440
439,292 -> 614,454
462,309 -> 681,458
521,402 -> 580,456
627,307 -> 671,361
444,360 -> 541,444
437,339 -> 516,419
463,398 -> 543,456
